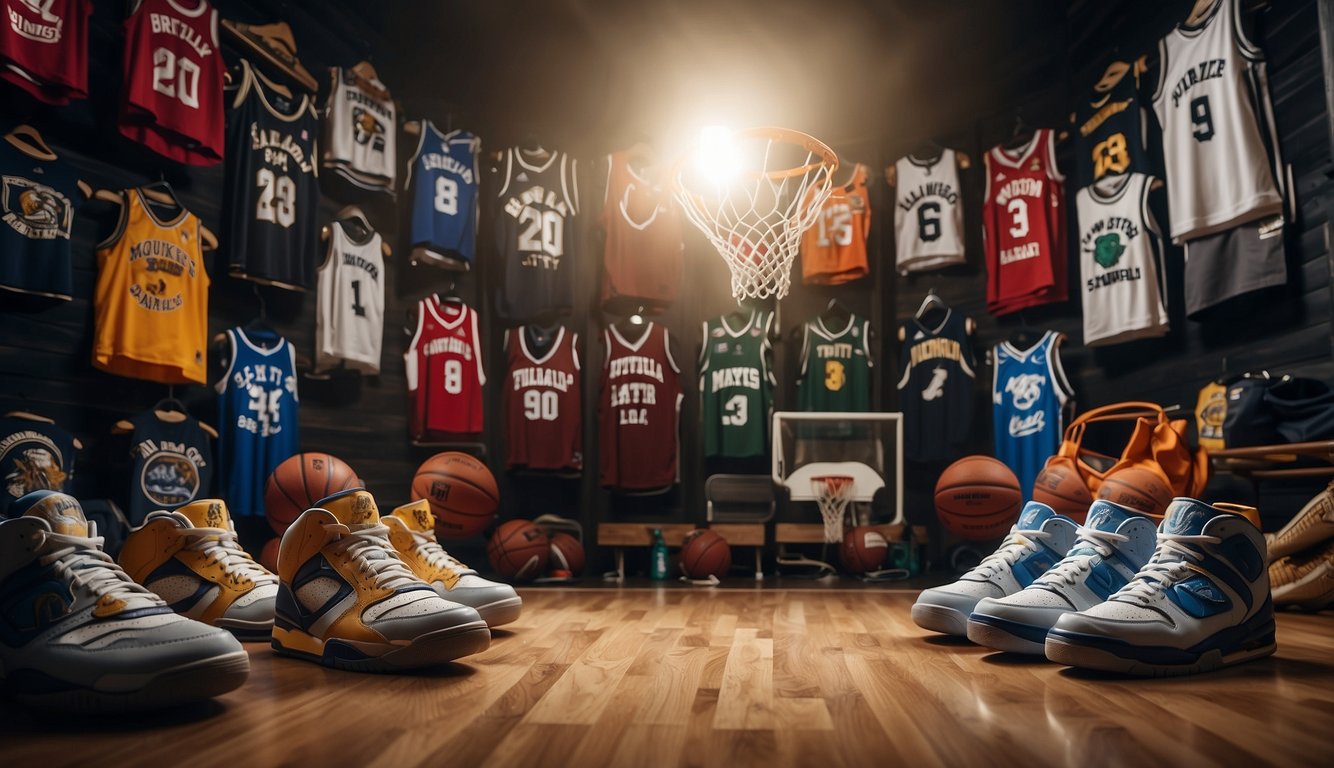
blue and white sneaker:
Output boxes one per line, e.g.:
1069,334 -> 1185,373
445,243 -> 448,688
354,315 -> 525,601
967,500 -> 1157,654
911,502 -> 1078,636
1046,499 -> 1275,676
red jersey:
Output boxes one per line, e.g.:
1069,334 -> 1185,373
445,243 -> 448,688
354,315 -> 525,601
119,0 -> 225,166
598,322 -> 682,491
599,150 -> 683,310
983,128 -> 1067,315
0,0 -> 91,104
504,325 -> 582,472
405,297 -> 486,439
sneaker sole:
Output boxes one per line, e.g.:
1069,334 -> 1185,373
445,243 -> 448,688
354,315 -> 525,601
272,621 -> 491,672
4,650 -> 251,713
475,596 -> 523,627
1273,567 -> 1334,611
966,615 -> 1049,655
1045,632 -> 1276,677
216,617 -> 275,642
911,603 -> 969,636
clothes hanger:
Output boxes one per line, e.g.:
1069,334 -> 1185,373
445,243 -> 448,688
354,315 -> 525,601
5,410 -> 84,448
915,289 -> 947,319
4,125 -> 94,197
821,298 -> 852,327
349,59 -> 390,101
321,205 -> 393,257
93,182 -> 218,251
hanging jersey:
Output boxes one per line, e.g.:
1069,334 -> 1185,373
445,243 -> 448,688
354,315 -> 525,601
599,323 -> 682,491
0,417 -> 76,515
983,129 -> 1068,315
1195,380 -> 1227,452
126,410 -> 212,525
322,66 -> 396,194
215,328 -> 298,518
699,309 -> 774,459
93,189 -> 209,385
223,58 -> 319,291
0,137 -> 80,299
896,309 -> 976,462
1076,173 -> 1168,346
0,0 -> 90,104
992,331 -> 1073,499
119,0 -> 225,166
405,298 -> 486,439
504,325 -> 582,472
797,314 -> 872,412
405,122 -> 479,267
802,163 -> 871,285
600,149 -> 682,309
1151,0 -> 1283,243
1074,59 -> 1151,188
894,151 -> 965,273
494,147 -> 579,321
315,221 -> 384,374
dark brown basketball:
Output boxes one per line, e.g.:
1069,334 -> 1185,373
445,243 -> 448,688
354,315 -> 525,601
548,532 -> 585,576
1031,464 -> 1095,523
1096,466 -> 1173,520
260,537 -> 280,573
841,526 -> 889,574
265,453 -> 361,535
934,455 -> 1024,540
681,529 -> 731,580
487,520 -> 550,581
411,452 -> 500,539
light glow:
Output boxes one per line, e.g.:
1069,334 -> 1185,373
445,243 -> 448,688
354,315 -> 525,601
694,125 -> 740,187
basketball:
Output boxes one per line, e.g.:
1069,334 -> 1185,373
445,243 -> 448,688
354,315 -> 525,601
681,529 -> 731,580
487,520 -> 549,581
548,532 -> 585,576
411,452 -> 500,539
265,453 -> 361,535
260,537 -> 280,573
1096,466 -> 1173,519
1031,464 -> 1095,523
934,455 -> 1024,540
841,526 -> 889,574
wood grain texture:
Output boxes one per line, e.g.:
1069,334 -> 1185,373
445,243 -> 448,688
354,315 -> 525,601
3,587 -> 1334,767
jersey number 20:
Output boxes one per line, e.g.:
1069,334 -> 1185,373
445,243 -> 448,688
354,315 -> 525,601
151,48 -> 200,108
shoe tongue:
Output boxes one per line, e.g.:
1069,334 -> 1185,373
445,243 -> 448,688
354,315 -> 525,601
15,490 -> 88,537
176,499 -> 232,529
1161,498 -> 1219,536
1016,501 -> 1056,530
318,489 -> 380,527
391,500 -> 435,533
1084,500 -> 1135,533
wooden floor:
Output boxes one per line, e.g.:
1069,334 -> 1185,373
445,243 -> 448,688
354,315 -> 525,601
4,587 -> 1334,767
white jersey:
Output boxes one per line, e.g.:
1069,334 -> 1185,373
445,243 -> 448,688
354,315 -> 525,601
1151,0 -> 1283,243
1076,173 -> 1168,347
322,67 -> 397,194
316,221 -> 385,373
894,149 -> 965,273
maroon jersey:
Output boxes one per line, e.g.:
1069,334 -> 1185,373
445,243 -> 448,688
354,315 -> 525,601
504,325 -> 582,472
598,322 -> 682,491
599,150 -> 683,310
983,128 -> 1067,315
119,0 -> 225,166
0,0 -> 91,104
405,297 -> 486,439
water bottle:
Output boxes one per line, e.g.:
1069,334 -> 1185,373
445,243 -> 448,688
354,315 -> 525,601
650,528 -> 669,580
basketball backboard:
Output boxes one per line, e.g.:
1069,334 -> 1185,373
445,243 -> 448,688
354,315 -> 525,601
771,411 -> 903,524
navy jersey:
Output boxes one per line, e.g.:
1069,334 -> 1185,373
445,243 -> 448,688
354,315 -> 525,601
494,147 -> 579,322
0,137 -> 81,300
1074,59 -> 1151,189
896,309 -> 976,462
214,327 -> 299,517
0,416 -> 76,516
992,331 -> 1073,499
405,122 -> 479,266
126,409 -> 213,525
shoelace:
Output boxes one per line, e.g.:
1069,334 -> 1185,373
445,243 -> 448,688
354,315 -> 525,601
184,528 -> 278,586
969,528 -> 1051,579
39,531 -> 163,611
1113,533 -> 1219,605
409,530 -> 470,575
1035,526 -> 1129,588
331,524 -> 426,591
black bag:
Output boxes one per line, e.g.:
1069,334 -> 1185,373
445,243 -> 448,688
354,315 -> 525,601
1222,372 -> 1281,448
1266,377 -> 1334,443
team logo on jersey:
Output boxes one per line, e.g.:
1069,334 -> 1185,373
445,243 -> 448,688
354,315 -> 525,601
140,451 -> 201,507
1200,394 -> 1226,440
10,0 -> 62,43
1005,373 -> 1046,411
846,193 -> 867,213
352,107 -> 387,153
711,327 -> 726,338
715,342 -> 729,353
129,238 -> 196,312
1092,233 -> 1125,268
922,367 -> 948,401
2,176 -> 72,240
0,431 -> 65,500
1009,411 -> 1046,438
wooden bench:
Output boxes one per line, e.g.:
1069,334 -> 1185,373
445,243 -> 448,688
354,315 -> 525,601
597,522 -> 767,581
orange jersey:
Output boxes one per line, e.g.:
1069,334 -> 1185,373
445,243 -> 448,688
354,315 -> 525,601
94,189 -> 209,384
802,163 -> 871,285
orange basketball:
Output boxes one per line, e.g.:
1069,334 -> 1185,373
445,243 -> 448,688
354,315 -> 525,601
265,453 -> 361,535
1096,466 -> 1173,520
411,452 -> 500,539
681,529 -> 731,580
934,455 -> 1024,540
1032,464 -> 1095,523
486,520 -> 549,581
841,526 -> 889,574
260,537 -> 280,573
548,532 -> 585,577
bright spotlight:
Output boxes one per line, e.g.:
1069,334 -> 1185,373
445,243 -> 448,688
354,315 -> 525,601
695,125 -> 740,187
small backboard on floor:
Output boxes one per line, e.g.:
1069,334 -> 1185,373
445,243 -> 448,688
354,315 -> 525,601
771,410 -> 903,524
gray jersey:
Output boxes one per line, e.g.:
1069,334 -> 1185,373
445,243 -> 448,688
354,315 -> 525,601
1075,173 -> 1168,346
316,221 -> 385,373
322,67 -> 397,194
894,149 -> 965,273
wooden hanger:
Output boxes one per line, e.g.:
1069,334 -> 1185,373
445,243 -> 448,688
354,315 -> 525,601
5,125 -> 94,197
321,206 -> 392,257
94,184 -> 218,251
404,118 -> 422,136
348,60 -> 390,101
112,398 -> 218,438
1186,0 -> 1219,25
221,19 -> 317,92
5,411 -> 83,448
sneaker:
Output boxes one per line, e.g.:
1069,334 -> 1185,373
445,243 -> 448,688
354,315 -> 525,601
1046,499 -> 1275,676
911,502 -> 1078,636
384,500 -> 523,626
1266,480 -> 1334,562
271,488 -> 491,671
119,499 -> 279,640
1270,538 -> 1334,611
0,491 -> 249,712
967,500 -> 1157,654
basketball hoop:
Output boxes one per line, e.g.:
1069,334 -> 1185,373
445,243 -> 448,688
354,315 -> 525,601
812,475 -> 854,544
673,126 -> 838,300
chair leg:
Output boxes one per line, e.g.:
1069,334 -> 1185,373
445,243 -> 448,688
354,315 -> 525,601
754,547 -> 763,580
616,548 -> 625,582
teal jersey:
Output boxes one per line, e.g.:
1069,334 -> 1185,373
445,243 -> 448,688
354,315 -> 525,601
797,314 -> 872,412
699,309 -> 775,458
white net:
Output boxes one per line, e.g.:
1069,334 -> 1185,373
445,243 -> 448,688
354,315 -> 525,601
811,475 -> 854,544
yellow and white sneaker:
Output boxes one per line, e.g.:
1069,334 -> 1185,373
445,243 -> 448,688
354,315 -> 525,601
120,499 -> 278,640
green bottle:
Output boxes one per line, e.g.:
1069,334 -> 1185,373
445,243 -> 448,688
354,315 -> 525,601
650,528 -> 669,580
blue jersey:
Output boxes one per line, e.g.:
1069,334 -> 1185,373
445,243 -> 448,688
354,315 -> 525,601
215,327 -> 299,517
0,417 -> 77,516
0,137 -> 81,300
404,122 -> 479,265
992,331 -> 1072,500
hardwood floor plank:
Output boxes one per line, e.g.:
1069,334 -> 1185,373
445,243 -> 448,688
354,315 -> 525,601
713,627 -> 775,730
522,616 -> 650,725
